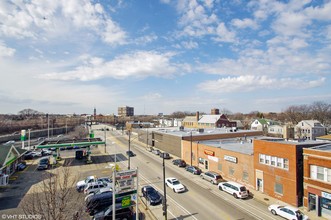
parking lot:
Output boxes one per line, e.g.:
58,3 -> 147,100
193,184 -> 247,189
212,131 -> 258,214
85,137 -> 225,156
0,146 -> 128,218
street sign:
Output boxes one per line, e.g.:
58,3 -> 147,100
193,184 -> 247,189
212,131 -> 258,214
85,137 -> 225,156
115,190 -> 137,198
115,169 -> 137,180
121,196 -> 131,208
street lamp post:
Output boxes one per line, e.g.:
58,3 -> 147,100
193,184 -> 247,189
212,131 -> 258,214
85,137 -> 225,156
104,127 -> 107,153
128,130 -> 131,170
28,129 -> 31,150
162,156 -> 167,219
190,131 -> 193,166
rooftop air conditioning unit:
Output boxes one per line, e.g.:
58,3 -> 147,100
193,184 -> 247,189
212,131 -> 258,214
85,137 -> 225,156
198,128 -> 204,133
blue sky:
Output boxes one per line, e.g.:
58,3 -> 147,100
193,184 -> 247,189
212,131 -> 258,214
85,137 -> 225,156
0,0 -> 330,115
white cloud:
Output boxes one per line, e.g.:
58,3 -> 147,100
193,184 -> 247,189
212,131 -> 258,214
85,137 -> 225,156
231,18 -> 258,29
0,41 -> 15,57
142,92 -> 162,101
213,23 -> 236,43
39,51 -> 187,81
197,75 -> 326,93
0,0 -> 127,45
181,40 -> 199,49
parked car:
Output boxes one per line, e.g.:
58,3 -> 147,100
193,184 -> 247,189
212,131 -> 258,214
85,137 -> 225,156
126,150 -> 136,157
17,162 -> 27,171
76,176 -> 112,192
92,203 -> 134,220
41,149 -> 52,156
73,145 -> 80,149
200,171 -> 223,185
172,159 -> 186,167
268,204 -> 309,220
185,166 -> 202,175
85,191 -> 123,216
152,149 -> 161,155
85,188 -> 112,202
77,176 -> 97,192
218,181 -> 249,199
160,152 -> 171,159
37,157 -> 50,170
141,185 -> 162,206
84,181 -> 111,195
165,177 -> 186,193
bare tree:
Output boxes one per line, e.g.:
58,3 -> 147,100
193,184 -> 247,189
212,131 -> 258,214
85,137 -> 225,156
20,167 -> 86,220
310,101 -> 331,126
18,108 -> 42,118
283,105 -> 311,125
69,126 -> 89,139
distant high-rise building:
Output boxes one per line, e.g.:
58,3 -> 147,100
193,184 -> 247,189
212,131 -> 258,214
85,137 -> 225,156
118,106 -> 134,117
94,107 -> 96,118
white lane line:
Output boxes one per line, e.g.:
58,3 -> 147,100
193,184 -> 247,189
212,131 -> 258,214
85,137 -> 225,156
140,174 -> 198,220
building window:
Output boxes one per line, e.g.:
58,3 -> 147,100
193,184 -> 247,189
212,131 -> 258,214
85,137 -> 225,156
199,158 -> 204,165
275,183 -> 283,195
218,163 -> 222,172
259,154 -> 265,164
265,155 -> 271,165
317,166 -> 325,181
271,156 -> 276,166
243,171 -> 249,181
283,159 -> 289,170
277,158 -> 283,168
328,169 -> 331,182
229,167 -> 235,176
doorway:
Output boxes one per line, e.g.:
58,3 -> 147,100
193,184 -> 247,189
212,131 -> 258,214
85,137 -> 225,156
308,193 -> 316,212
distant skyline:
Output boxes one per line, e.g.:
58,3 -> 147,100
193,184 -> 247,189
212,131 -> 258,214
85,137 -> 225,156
0,0 -> 330,115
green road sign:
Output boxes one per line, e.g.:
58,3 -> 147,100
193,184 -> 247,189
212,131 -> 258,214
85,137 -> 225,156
121,196 -> 131,208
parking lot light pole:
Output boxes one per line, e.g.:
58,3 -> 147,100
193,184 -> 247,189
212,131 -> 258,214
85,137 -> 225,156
104,127 -> 107,153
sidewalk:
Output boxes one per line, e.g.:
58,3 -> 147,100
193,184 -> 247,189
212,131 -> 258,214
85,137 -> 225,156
250,187 -> 326,220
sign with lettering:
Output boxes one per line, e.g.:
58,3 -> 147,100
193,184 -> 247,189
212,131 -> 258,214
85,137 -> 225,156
204,150 -> 215,156
322,191 -> 331,200
224,155 -> 237,163
115,169 -> 137,180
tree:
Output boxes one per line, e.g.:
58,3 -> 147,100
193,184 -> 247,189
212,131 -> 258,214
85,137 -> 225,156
20,167 -> 86,220
310,101 -> 331,126
18,108 -> 42,118
283,105 -> 310,125
70,126 -> 89,139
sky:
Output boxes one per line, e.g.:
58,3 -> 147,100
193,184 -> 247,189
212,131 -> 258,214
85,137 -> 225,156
0,0 -> 331,116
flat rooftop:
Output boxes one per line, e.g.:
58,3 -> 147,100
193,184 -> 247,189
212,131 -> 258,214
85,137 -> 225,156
310,143 -> 331,151
149,127 -> 259,138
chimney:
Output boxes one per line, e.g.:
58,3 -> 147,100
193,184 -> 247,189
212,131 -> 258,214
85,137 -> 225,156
196,111 -> 199,122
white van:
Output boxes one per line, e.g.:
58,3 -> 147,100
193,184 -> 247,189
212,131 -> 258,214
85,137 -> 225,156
218,181 -> 249,199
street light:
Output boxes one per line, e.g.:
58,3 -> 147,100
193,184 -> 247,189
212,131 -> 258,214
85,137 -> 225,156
128,130 -> 131,170
104,126 -> 107,153
162,156 -> 167,219
190,130 -> 193,166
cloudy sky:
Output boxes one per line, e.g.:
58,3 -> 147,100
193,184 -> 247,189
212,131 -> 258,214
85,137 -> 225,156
1,0 -> 330,115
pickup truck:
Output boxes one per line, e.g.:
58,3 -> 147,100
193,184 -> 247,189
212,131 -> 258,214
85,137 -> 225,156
76,176 -> 111,192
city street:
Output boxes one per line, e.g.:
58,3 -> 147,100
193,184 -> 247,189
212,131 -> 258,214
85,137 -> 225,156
96,125 -> 280,220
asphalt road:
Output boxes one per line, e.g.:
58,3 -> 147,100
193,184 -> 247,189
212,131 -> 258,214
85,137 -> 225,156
97,127 -> 280,220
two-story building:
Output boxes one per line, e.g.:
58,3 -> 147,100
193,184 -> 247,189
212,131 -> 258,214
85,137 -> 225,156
251,119 -> 280,133
303,144 -> 331,219
295,120 -> 326,140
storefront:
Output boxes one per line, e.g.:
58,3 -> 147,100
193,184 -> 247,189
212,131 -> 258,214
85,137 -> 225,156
306,187 -> 331,219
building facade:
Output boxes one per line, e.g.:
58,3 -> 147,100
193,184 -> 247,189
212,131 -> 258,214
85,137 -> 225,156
182,138 -> 256,189
295,120 -> 326,140
254,139 -> 326,207
118,106 -> 134,117
303,144 -> 331,219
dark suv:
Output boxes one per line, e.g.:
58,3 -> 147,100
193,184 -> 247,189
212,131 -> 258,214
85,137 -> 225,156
172,159 -> 186,167
185,166 -> 202,175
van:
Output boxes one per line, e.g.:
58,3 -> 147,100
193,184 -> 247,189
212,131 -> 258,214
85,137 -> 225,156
200,171 -> 223,184
218,181 -> 249,199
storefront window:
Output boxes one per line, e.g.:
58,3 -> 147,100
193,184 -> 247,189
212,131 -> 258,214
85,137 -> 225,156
275,183 -> 283,195
322,197 -> 331,210
199,158 -> 205,165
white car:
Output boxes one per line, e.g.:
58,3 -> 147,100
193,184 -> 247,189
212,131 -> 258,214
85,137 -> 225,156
268,204 -> 309,220
84,181 -> 112,194
76,176 -> 96,192
165,177 -> 186,193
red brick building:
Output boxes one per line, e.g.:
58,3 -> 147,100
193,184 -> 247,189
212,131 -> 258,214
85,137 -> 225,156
303,144 -> 331,219
254,139 -> 326,207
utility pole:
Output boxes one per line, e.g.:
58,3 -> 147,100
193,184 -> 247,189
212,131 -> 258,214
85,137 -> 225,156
128,130 -> 131,170
47,113 -> 49,139
190,131 -> 193,166
162,157 -> 167,219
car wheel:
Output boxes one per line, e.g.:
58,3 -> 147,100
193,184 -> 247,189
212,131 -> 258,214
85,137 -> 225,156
219,186 -> 223,191
233,193 -> 238,199
173,188 -> 176,193
271,210 -> 277,215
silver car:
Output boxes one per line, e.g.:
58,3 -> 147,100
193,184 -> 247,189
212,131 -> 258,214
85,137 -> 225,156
200,171 -> 223,185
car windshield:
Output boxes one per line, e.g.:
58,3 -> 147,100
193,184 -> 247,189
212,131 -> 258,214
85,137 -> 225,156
172,180 -> 180,185
295,210 -> 304,216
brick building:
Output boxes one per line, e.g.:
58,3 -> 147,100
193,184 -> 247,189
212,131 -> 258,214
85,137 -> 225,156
182,137 -> 256,189
254,139 -> 326,207
303,144 -> 331,219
